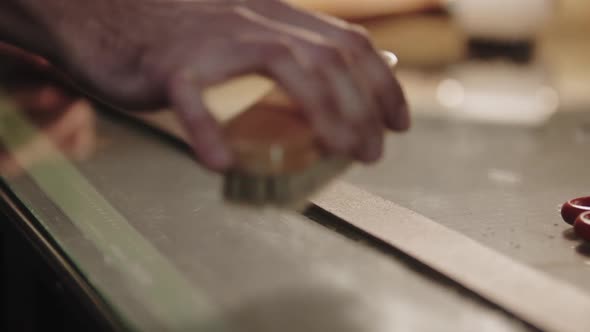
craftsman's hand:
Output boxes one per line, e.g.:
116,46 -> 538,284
0,43 -> 96,177
3,0 -> 408,171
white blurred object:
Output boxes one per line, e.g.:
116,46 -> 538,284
449,0 -> 554,40
437,60 -> 559,126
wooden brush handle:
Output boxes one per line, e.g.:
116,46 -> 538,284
224,51 -> 398,175
224,93 -> 318,175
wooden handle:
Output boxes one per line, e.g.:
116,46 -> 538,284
224,93 -> 317,175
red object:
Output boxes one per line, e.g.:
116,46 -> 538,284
561,196 -> 590,225
574,211 -> 590,241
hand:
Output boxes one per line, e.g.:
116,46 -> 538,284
22,0 -> 409,171
0,42 -> 96,177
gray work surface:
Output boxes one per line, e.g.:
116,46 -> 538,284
347,110 -> 590,292
2,110 -> 537,332
3,103 -> 589,331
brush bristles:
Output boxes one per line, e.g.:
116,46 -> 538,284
223,158 -> 350,209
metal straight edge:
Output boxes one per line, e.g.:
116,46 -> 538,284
312,181 -> 590,332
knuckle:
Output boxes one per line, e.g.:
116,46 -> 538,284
239,35 -> 295,65
311,44 -> 345,66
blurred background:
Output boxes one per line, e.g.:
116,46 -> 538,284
296,0 -> 590,126
1,0 -> 589,173
2,0 -> 590,134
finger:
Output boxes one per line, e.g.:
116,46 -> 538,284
278,35 -> 384,161
230,9 -> 378,157
168,73 -> 232,171
332,28 -> 409,131
263,44 -> 358,155
46,99 -> 95,144
195,37 -> 357,155
311,51 -> 383,162
60,100 -> 97,160
248,1 -> 409,131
